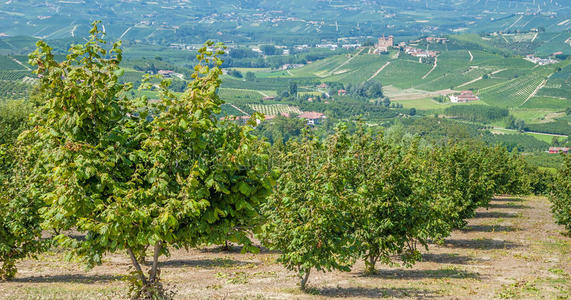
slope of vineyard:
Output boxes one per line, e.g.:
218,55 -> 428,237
478,68 -> 554,107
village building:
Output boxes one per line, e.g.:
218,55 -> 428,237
337,89 -> 347,96
298,111 -> 326,125
403,46 -> 439,58
549,147 -> 570,154
342,44 -> 361,50
450,90 -> 480,103
425,37 -> 448,44
524,55 -> 558,65
280,64 -> 304,70
158,70 -> 175,77
158,70 -> 184,80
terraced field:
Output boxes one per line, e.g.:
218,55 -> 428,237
248,104 -> 302,116
478,68 -> 553,108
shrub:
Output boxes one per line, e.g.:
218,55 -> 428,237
550,154 -> 570,234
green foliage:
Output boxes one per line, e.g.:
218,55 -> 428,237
528,167 -> 554,196
426,142 -> 529,229
525,119 -> 571,136
0,99 -> 46,281
444,105 -> 508,123
254,115 -> 307,144
289,82 -> 298,97
352,81 -> 383,99
550,154 -> 570,234
426,142 -> 497,228
0,99 -> 33,145
486,134 -> 549,152
228,69 -> 243,78
245,72 -> 256,81
17,22 -> 273,295
300,101 -> 398,121
347,129 -> 453,274
261,129 -> 356,290
260,45 -> 282,56
0,143 -> 49,280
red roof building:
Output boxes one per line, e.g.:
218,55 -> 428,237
298,111 -> 326,125
450,90 -> 479,103
549,147 -> 569,154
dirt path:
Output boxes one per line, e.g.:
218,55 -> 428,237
468,50 -> 473,62
228,103 -> 249,115
367,61 -> 391,81
1,196 -> 568,299
9,56 -> 31,71
506,15 -> 523,31
422,57 -> 438,79
256,90 -> 269,97
330,47 -> 364,75
457,68 -> 506,89
531,32 -> 539,43
119,26 -> 132,40
521,73 -> 553,106
500,33 -> 510,44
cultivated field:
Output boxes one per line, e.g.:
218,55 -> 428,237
248,104 -> 302,116
1,196 -> 568,299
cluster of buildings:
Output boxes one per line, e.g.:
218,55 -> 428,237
425,37 -> 448,44
279,64 -> 305,70
158,70 -> 184,80
223,111 -> 326,126
373,35 -> 394,53
524,55 -> 558,65
449,90 -> 480,103
403,46 -> 439,58
372,35 -> 443,57
548,147 -> 569,154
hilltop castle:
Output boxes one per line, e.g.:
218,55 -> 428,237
374,35 -> 394,53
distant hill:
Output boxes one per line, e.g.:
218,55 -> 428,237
0,0 -> 569,44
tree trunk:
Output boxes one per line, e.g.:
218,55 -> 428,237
127,247 -> 148,286
300,269 -> 311,291
221,240 -> 230,251
364,254 -> 378,275
149,241 -> 162,283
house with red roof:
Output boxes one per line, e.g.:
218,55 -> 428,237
298,111 -> 326,125
450,90 -> 479,103
549,147 -> 569,154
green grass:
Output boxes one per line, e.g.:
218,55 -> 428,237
521,97 -> 571,110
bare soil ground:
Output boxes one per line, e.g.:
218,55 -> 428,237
1,196 -> 569,299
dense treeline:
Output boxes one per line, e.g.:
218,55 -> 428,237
525,119 -> 571,136
443,105 -> 508,123
300,101 -> 399,120
1,25 -> 569,298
